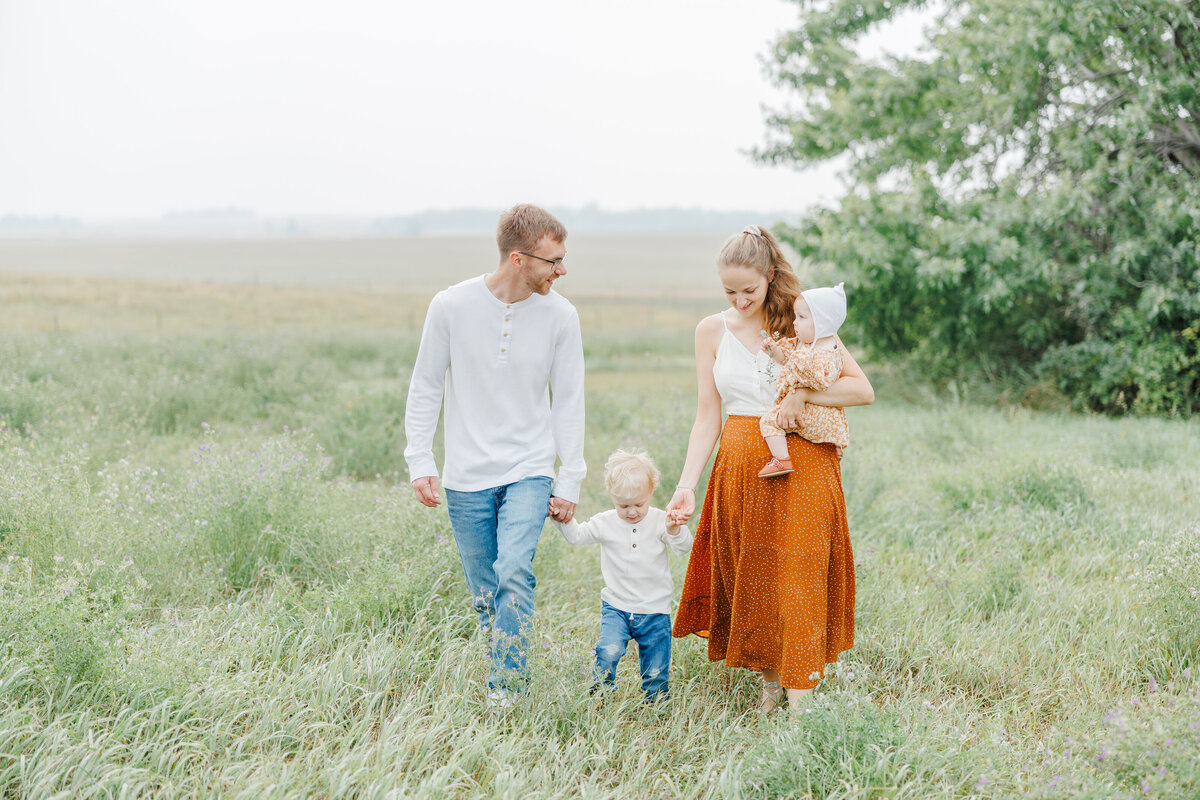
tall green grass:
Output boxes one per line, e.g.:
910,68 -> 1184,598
2,325 -> 1199,798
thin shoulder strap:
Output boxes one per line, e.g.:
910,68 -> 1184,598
719,309 -> 731,331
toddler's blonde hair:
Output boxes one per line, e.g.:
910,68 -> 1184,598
603,449 -> 661,499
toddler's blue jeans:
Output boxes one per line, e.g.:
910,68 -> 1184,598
594,600 -> 671,701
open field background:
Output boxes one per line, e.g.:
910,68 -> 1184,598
0,233 -> 739,342
0,232 -> 738,293
2,238 -> 1200,798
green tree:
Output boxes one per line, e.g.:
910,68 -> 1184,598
764,0 -> 1200,414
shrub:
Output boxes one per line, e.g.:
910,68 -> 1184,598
765,0 -> 1200,416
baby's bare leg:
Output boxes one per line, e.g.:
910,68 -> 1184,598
764,434 -> 789,461
759,409 -> 791,462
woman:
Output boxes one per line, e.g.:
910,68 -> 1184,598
667,225 -> 874,713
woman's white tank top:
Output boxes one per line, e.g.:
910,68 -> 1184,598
712,311 -> 779,416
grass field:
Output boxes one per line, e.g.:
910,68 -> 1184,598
0,232 -> 737,295
2,263 -> 1200,799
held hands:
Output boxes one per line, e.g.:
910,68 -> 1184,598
548,496 -> 577,523
412,476 -> 441,507
665,511 -> 689,536
665,486 -> 695,528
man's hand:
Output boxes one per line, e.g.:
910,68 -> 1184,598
775,389 -> 810,430
412,476 -> 441,507
548,496 -> 577,523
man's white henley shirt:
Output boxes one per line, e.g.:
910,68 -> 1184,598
403,275 -> 586,502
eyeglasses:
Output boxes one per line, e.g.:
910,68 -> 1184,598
519,251 -> 566,269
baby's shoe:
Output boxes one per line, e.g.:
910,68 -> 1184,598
758,457 -> 793,478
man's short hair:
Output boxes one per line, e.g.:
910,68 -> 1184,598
497,204 -> 567,258
604,448 -> 661,499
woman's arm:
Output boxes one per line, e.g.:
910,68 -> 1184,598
775,337 -> 873,428
666,316 -> 725,522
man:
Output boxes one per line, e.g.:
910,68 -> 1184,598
403,203 -> 585,706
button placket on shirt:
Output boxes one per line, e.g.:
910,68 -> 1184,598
498,304 -> 513,363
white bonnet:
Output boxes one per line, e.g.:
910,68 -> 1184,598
799,282 -> 846,341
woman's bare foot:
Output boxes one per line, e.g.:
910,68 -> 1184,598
787,687 -> 814,712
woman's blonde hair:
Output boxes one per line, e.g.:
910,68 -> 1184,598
716,226 -> 803,338
603,449 -> 661,499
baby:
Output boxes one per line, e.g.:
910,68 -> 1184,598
554,449 -> 693,701
758,282 -> 850,477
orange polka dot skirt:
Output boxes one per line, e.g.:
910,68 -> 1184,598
673,415 -> 855,690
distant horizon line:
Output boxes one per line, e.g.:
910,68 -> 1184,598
0,204 -> 812,238
0,203 -> 809,223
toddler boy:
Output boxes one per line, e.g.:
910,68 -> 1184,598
555,449 -> 692,701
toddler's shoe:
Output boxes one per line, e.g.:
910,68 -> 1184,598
485,689 -> 514,709
758,457 -> 793,478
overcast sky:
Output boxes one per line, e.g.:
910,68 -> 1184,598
1,1 -> 925,219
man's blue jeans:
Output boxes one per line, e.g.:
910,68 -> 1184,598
444,476 -> 552,691
594,600 -> 672,701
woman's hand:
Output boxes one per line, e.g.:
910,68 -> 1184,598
775,388 -> 811,429
666,486 -> 695,525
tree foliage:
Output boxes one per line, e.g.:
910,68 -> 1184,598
764,0 -> 1200,414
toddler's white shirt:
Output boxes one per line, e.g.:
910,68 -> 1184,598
556,507 -> 693,615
